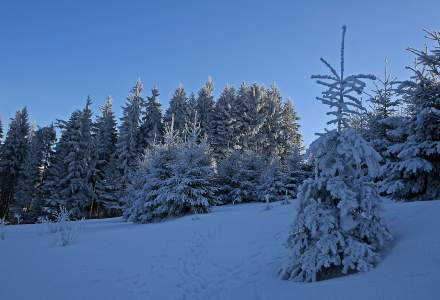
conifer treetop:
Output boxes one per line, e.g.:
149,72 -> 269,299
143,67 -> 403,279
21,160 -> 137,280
311,25 -> 376,132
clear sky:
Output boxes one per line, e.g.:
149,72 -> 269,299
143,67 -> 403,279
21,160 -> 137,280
1,0 -> 439,145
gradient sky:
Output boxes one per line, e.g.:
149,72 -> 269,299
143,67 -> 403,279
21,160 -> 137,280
1,0 -> 440,145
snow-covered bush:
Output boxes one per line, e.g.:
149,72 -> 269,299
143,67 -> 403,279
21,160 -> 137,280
52,207 -> 80,247
280,130 -> 392,282
0,217 -> 8,240
36,215 -> 58,234
164,122 -> 216,215
216,150 -> 264,204
123,116 -> 215,223
14,213 -> 22,225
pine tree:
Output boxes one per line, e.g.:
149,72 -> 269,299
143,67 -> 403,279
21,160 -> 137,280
94,96 -> 119,214
279,98 -> 302,159
0,108 -> 30,218
380,31 -> 440,201
196,77 -> 215,138
280,26 -> 391,282
164,83 -> 190,134
209,85 -> 237,161
15,125 -> 56,221
139,86 -> 164,149
117,80 -> 144,192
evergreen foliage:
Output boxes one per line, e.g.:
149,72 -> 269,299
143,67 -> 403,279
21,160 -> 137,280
116,80 -> 144,192
0,108 -> 30,218
164,84 -> 191,134
139,86 -> 164,149
380,31 -> 440,200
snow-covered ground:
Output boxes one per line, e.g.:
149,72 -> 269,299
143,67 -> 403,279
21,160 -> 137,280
1,200 -> 439,300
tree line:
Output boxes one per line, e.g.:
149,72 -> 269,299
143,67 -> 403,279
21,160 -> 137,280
0,78 -> 304,222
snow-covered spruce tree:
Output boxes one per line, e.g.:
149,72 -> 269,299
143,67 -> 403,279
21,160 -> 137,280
280,26 -> 391,282
139,85 -> 164,150
216,150 -> 264,204
44,120 -> 71,210
380,31 -> 440,201
123,118 -> 179,223
51,100 -> 96,217
15,125 -> 56,222
44,99 -> 96,218
121,155 -> 151,222
0,107 -> 30,219
279,98 -> 303,159
259,84 -> 284,159
79,97 -> 98,217
282,145 -> 308,200
160,116 -> 215,217
187,92 -> 197,123
367,62 -> 400,156
94,96 -> 120,215
347,98 -> 371,139
164,83 -> 191,135
209,85 -> 237,161
117,80 -> 144,193
234,83 -> 266,152
195,77 -> 215,138
257,159 -> 286,202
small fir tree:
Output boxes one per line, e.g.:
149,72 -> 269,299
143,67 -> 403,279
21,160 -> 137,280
280,26 -> 391,282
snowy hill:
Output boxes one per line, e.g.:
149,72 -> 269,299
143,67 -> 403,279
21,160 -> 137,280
1,200 -> 439,300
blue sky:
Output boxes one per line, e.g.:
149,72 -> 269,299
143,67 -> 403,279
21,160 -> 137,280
1,0 -> 439,145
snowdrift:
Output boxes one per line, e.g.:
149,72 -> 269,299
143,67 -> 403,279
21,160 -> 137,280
1,200 -> 439,300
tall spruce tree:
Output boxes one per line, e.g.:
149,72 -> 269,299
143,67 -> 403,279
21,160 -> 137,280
56,99 -> 96,217
164,83 -> 191,134
196,77 -> 215,138
259,85 -> 284,158
15,125 -> 56,221
117,80 -> 144,192
280,26 -> 391,282
139,86 -> 164,149
44,119 -> 71,210
279,98 -> 302,159
210,85 -> 237,161
0,108 -> 30,218
234,83 -> 266,152
94,96 -> 119,214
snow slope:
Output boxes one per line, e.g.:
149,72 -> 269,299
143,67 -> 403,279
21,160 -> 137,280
1,200 -> 439,300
